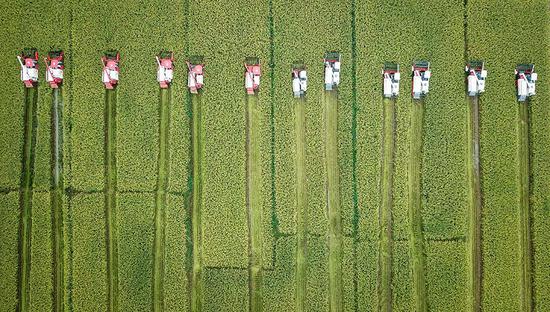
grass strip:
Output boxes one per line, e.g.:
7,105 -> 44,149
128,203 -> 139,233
467,96 -> 482,312
191,93 -> 204,311
408,101 -> 427,312
246,95 -> 263,311
518,101 -> 533,312
153,88 -> 170,311
325,90 -> 342,312
294,97 -> 307,312
379,97 -> 395,312
18,87 -> 38,312
51,88 -> 65,312
104,89 -> 119,312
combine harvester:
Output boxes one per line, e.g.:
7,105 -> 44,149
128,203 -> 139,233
411,61 -> 431,100
382,63 -> 400,98
187,57 -> 205,94
515,64 -> 537,102
44,50 -> 64,89
156,51 -> 174,89
245,57 -> 261,95
324,52 -> 341,91
101,51 -> 120,89
17,49 -> 39,88
465,61 -> 488,97
292,63 -> 308,98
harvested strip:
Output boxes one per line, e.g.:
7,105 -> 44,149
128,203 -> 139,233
408,101 -> 427,312
294,97 -> 307,312
518,102 -> 532,312
191,93 -> 204,311
246,95 -> 263,311
104,89 -> 119,312
153,88 -> 170,311
51,88 -> 65,312
379,98 -> 395,312
324,90 -> 342,312
467,96 -> 482,312
18,87 -> 38,312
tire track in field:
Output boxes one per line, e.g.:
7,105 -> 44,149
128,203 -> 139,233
378,97 -> 395,312
294,97 -> 307,312
51,88 -> 65,312
153,88 -> 171,312
191,93 -> 204,311
246,95 -> 263,312
467,96 -> 482,312
518,101 -> 533,312
324,90 -> 342,312
408,100 -> 427,312
104,89 -> 119,312
17,87 -> 38,312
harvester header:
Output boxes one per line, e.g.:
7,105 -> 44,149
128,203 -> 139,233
18,48 -> 39,88
292,62 -> 307,98
382,62 -> 400,98
101,50 -> 120,89
187,56 -> 205,94
156,51 -> 174,89
465,60 -> 487,96
515,64 -> 537,102
324,51 -> 341,91
45,50 -> 64,89
411,60 -> 431,99
244,57 -> 261,95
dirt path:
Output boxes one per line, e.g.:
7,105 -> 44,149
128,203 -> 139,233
104,89 -> 119,312
408,101 -> 427,312
467,96 -> 482,312
295,97 -> 307,312
18,87 -> 38,312
153,88 -> 170,311
191,93 -> 204,311
518,101 -> 533,312
246,95 -> 263,311
51,88 -> 65,312
325,90 -> 342,312
378,98 -> 395,312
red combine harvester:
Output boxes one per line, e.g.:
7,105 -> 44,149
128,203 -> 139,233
156,51 -> 174,89
45,50 -> 64,88
244,57 -> 261,95
17,48 -> 39,88
101,51 -> 120,89
187,56 -> 205,94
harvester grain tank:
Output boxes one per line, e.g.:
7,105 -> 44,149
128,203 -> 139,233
17,48 -> 39,88
101,51 -> 120,89
412,61 -> 431,99
156,51 -> 174,89
465,61 -> 487,96
187,56 -> 205,94
515,64 -> 537,102
324,52 -> 341,91
245,57 -> 261,95
292,63 -> 307,98
382,63 -> 400,98
44,50 -> 64,89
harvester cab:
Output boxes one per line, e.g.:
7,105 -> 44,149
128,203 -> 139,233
17,48 -> 39,88
292,63 -> 307,98
45,50 -> 64,89
412,61 -> 431,99
382,62 -> 400,98
324,52 -> 341,91
101,51 -> 120,89
187,56 -> 205,94
245,57 -> 261,95
156,51 -> 174,89
515,64 -> 537,102
465,60 -> 487,97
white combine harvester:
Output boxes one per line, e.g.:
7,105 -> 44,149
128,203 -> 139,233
101,51 -> 120,89
17,48 -> 39,88
45,50 -> 64,89
245,57 -> 261,95
156,51 -> 174,89
292,63 -> 307,98
411,61 -> 431,99
515,64 -> 537,102
466,61 -> 488,97
382,63 -> 400,98
187,56 -> 205,94
324,52 -> 341,91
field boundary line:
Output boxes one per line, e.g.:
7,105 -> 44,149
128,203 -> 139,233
378,97 -> 395,312
104,89 -> 119,312
17,87 -> 38,312
408,100 -> 427,312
